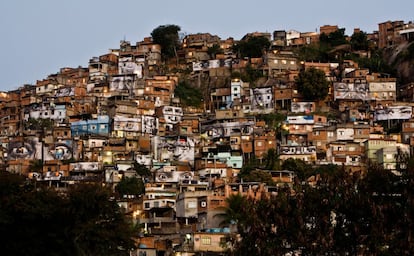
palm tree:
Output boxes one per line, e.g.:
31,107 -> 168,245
215,193 -> 248,229
263,148 -> 280,170
29,159 -> 43,174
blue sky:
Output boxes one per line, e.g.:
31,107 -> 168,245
0,0 -> 412,91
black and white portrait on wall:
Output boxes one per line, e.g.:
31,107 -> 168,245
7,137 -> 41,160
251,87 -> 273,109
110,75 -> 135,91
119,57 -> 143,78
158,136 -> 195,165
334,82 -> 369,101
374,105 -> 412,121
142,116 -> 157,135
291,102 -> 314,113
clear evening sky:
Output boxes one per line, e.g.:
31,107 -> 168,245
0,0 -> 412,91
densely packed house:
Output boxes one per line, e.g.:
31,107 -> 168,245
2,20 -> 414,255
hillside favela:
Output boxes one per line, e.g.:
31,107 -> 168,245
2,20 -> 414,256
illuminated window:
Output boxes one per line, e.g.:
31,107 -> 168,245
201,236 -> 211,245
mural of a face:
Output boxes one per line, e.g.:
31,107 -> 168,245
173,140 -> 192,161
48,142 -> 73,160
375,106 -> 413,121
335,82 -> 369,100
158,136 -> 195,165
119,57 -> 142,77
55,87 -> 74,97
8,139 -> 38,160
155,171 -> 193,182
252,87 -> 273,109
110,76 -> 134,91
291,102 -> 314,113
142,116 -> 157,135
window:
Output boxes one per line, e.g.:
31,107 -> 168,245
201,236 -> 211,245
257,141 -> 263,147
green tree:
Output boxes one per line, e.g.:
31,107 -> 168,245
29,159 -> 43,173
242,64 -> 263,83
281,158 -> 313,181
263,148 -> 280,171
233,36 -> 270,58
296,44 -> 325,62
132,162 -> 151,177
115,176 -> 145,199
319,28 -> 348,48
350,31 -> 369,51
356,49 -> 395,75
207,43 -> 223,59
0,172 -> 73,255
241,170 -> 275,186
151,24 -> 181,60
25,117 -> 53,131
216,193 -> 248,228
296,67 -> 330,101
67,184 -> 136,255
0,172 -> 136,256
174,81 -> 203,107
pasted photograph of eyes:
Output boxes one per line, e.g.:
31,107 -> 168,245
399,107 -> 412,114
336,83 -> 349,91
8,140 -> 36,160
51,143 -> 73,160
354,83 -> 368,93
179,172 -> 193,180
156,172 -> 173,182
